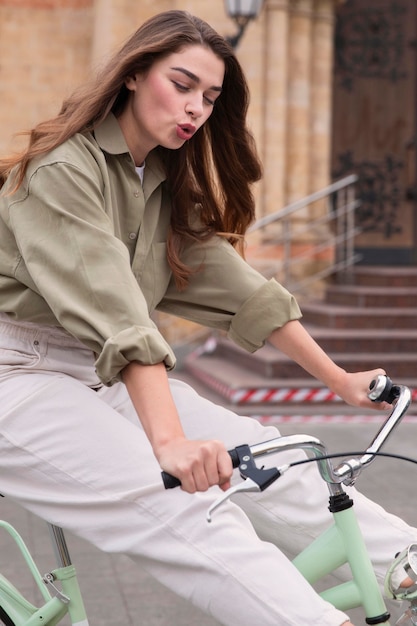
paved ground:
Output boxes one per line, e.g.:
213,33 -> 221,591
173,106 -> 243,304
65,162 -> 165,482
1,413 -> 416,625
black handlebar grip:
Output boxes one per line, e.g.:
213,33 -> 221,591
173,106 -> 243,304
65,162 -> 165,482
162,448 -> 241,489
228,448 -> 240,469
161,471 -> 181,489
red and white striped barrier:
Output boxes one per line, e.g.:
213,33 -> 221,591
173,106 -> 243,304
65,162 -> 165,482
256,414 -> 417,424
229,388 -> 417,405
230,388 -> 343,404
187,361 -> 417,405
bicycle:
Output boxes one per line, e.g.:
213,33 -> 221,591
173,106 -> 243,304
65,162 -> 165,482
1,374 -> 416,625
162,375 -> 417,625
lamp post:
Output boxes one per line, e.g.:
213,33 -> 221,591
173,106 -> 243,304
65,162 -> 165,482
224,0 -> 265,48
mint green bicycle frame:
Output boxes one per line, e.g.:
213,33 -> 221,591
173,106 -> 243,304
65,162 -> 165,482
0,519 -> 88,626
0,377 -> 413,625
294,496 -> 390,621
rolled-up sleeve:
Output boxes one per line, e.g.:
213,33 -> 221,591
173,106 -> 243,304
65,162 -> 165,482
158,235 -> 302,352
229,279 -> 301,351
96,326 -> 176,385
6,159 -> 175,385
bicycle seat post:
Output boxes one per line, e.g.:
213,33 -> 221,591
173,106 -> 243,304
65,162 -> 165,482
47,523 -> 73,568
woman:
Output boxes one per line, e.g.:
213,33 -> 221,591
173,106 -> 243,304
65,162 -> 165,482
0,10 -> 414,626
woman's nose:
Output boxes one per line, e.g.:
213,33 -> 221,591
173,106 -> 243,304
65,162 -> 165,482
185,94 -> 204,118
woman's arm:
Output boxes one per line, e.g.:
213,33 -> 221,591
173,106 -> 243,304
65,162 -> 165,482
122,361 -> 232,493
123,319 -> 388,494
268,320 -> 389,410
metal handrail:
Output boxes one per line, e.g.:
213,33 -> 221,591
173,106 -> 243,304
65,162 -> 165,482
248,174 -> 358,232
247,174 -> 361,293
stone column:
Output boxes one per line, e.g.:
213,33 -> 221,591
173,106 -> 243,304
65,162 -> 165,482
309,0 -> 335,217
92,0 -> 135,66
262,0 -> 291,223
286,0 -> 314,204
305,0 -> 336,276
91,0 -> 173,67
285,0 -> 335,205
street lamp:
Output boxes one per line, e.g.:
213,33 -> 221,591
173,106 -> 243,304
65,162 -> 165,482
224,0 -> 265,48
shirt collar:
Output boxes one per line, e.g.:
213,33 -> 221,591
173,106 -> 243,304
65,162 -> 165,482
94,112 -> 130,155
94,113 -> 166,184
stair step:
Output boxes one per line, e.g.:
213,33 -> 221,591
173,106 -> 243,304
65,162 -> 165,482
305,326 -> 417,353
325,285 -> 417,308
211,334 -> 417,378
301,302 -> 417,329
214,327 -> 417,360
184,343 -> 417,404
350,266 -> 417,287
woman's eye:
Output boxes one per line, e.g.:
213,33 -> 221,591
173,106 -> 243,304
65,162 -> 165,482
172,80 -> 216,107
172,81 -> 189,93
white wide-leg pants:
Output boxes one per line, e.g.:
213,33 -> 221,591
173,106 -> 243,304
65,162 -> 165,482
0,315 -> 415,626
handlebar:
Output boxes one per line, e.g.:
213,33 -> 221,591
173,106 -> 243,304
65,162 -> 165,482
161,376 -> 411,511
238,377 -> 410,488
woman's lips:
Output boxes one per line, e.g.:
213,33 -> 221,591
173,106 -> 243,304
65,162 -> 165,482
176,124 -> 196,140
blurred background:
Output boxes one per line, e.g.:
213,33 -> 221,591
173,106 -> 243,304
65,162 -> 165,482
1,0 -> 416,415
1,7 -> 416,623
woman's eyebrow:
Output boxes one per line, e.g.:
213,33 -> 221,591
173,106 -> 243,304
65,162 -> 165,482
170,66 -> 223,92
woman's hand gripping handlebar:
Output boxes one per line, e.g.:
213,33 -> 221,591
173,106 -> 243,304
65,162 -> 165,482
161,375 -> 411,521
162,443 -> 285,522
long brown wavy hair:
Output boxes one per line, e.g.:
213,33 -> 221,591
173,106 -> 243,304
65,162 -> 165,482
0,10 -> 262,288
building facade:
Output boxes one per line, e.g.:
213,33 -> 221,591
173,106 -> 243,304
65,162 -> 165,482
0,0 -> 337,217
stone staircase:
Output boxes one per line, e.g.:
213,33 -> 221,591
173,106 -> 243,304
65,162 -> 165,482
179,266 -> 417,418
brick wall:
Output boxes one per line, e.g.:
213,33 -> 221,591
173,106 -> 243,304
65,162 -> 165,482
0,0 -> 93,152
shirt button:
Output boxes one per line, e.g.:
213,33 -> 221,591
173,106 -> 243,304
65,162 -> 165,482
129,232 -> 137,240
133,190 -> 140,197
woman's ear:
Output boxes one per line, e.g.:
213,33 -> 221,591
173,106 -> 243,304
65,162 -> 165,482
124,75 -> 137,92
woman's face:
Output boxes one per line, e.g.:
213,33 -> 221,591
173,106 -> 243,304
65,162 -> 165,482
118,44 -> 225,165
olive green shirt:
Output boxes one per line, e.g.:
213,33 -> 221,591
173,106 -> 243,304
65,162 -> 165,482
0,114 -> 301,385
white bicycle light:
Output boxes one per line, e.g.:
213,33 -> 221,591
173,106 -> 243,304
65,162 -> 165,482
384,544 -> 417,625
385,543 -> 417,601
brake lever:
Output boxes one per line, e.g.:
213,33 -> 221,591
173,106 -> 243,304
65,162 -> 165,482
206,477 -> 261,522
206,444 -> 285,522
